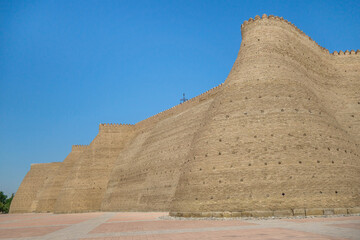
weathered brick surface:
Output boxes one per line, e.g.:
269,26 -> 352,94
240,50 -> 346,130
170,14 -> 360,215
10,15 -> 360,215
10,163 -> 61,213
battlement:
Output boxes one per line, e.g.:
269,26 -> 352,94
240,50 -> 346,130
99,123 -> 135,133
72,145 -> 88,151
241,14 -> 359,57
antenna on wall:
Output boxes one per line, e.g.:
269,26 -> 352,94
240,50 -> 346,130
180,93 -> 188,104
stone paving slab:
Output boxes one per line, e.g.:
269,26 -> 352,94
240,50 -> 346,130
0,225 -> 66,239
0,212 -> 359,240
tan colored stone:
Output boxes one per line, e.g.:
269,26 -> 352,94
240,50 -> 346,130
223,212 -> 232,218
333,208 -> 348,215
231,212 -> 242,217
306,208 -> 324,216
293,209 -> 306,216
274,209 -> 293,217
241,211 -> 253,217
347,207 -> 360,214
201,212 -> 213,218
324,209 -> 335,215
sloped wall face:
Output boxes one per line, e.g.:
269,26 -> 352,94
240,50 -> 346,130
101,90 -> 219,211
34,146 -> 87,213
10,163 -> 61,213
170,16 -> 360,214
53,125 -> 136,213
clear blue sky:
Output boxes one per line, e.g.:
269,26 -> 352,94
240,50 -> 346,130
0,0 -> 359,196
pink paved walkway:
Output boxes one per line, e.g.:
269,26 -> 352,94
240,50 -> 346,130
0,212 -> 359,240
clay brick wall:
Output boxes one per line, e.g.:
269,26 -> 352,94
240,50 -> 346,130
9,162 -> 61,213
170,14 -> 360,214
101,85 -> 221,211
34,145 -> 88,212
53,124 -> 137,213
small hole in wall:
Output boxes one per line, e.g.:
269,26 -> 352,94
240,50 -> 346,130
295,109 -> 299,112
248,163 -> 252,166
264,162 -> 267,165
320,191 -> 322,194
281,109 -> 284,112
245,97 -> 248,100
335,191 -> 338,194
282,193 -> 285,196
332,161 -> 334,164
258,39 -> 260,41
199,168 -> 202,171
244,112 -> 247,115
303,133 -> 306,136
226,115 -> 229,118
210,196 -> 213,199
240,178 -> 243,182
213,167 -> 216,170
219,139 -> 222,142
328,147 -> 330,151
317,160 -> 320,163
278,161 -> 282,164
195,198 -> 198,200
254,135 -> 257,138
219,180 -> 222,183
218,152 -> 221,155
205,154 -> 207,157
351,115 -> 354,117
259,96 -> 262,98
271,134 -> 274,137
299,161 -> 302,164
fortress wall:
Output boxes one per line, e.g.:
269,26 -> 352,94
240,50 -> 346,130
11,15 -> 359,215
101,85 -> 222,211
327,54 -> 360,144
9,162 -> 61,213
34,145 -> 88,212
53,124 -> 137,213
170,15 -> 360,215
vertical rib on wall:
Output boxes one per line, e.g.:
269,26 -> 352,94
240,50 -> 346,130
34,145 -> 88,212
170,15 -> 360,214
101,87 -> 221,211
10,162 -> 61,213
53,124 -> 136,213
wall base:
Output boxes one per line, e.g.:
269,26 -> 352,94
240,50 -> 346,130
170,207 -> 360,218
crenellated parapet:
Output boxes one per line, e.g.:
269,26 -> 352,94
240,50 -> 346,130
71,145 -> 88,152
332,49 -> 360,56
99,123 -> 135,133
241,14 -> 359,57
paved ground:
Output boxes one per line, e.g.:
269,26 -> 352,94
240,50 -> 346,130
0,212 -> 359,240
